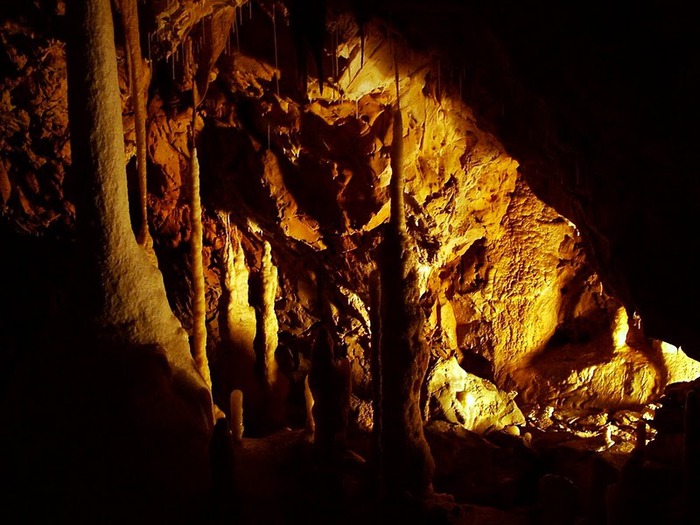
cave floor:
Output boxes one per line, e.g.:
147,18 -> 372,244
0,335 -> 690,525
219,419 -> 688,525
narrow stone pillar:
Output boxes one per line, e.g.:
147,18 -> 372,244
376,106 -> 434,498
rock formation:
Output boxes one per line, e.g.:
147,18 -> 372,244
1,1 -> 699,523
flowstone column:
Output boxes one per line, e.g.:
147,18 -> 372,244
65,0 -> 213,425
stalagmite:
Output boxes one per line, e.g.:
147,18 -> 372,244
221,217 -> 257,371
63,4 -> 213,515
389,96 -> 405,231
309,271 -> 352,469
309,320 -> 351,469
254,240 -> 288,431
230,389 -> 244,443
219,214 -> 260,428
65,0 -> 211,411
374,71 -> 434,496
189,146 -> 212,389
260,241 -> 280,390
305,374 -> 316,435
118,0 -> 152,248
369,269 -> 384,487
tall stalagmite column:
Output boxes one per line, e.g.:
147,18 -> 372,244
220,216 -> 261,429
376,104 -> 435,497
221,222 -> 257,361
189,146 -> 212,389
308,274 -> 352,471
65,0 -> 212,422
261,241 -> 280,389
256,240 -> 287,429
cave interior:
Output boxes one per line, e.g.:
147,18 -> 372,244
1,1 -> 699,524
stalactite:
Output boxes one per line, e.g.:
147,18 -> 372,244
260,241 -> 279,390
288,0 -> 326,96
353,0 -> 370,67
360,24 -> 365,68
272,2 -> 280,95
234,12 -> 240,51
194,7 -> 237,106
119,0 -> 151,248
331,25 -> 338,80
189,146 -> 212,389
